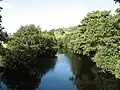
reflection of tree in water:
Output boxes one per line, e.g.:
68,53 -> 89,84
67,52 -> 120,90
0,57 -> 57,90
95,70 -> 120,90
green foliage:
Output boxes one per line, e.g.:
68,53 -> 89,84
94,45 -> 120,78
55,8 -> 120,79
0,7 -> 9,63
67,52 -> 119,90
7,24 -> 57,58
0,57 -> 56,90
1,24 -> 57,69
0,7 -> 8,42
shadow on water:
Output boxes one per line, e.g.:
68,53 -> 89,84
1,50 -> 120,90
65,51 -> 120,90
0,57 -> 57,90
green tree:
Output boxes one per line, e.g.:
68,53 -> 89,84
1,24 -> 57,70
7,24 -> 57,58
56,8 -> 120,79
0,7 -> 8,56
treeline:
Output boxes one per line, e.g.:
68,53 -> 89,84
0,0 -> 120,77
0,6 -> 57,88
54,8 -> 120,78
0,24 -> 57,71
0,6 -> 57,71
0,7 -> 8,57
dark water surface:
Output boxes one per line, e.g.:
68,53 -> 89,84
38,54 -> 76,90
0,53 -> 120,90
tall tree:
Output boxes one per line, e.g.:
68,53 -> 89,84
0,6 -> 9,56
0,7 -> 8,42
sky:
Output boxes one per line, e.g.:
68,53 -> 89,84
0,0 -> 119,33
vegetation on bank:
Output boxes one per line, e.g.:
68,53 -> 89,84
0,0 -> 120,79
54,8 -> 120,78
0,25 -> 57,70
7,25 -> 57,57
0,10 -> 57,70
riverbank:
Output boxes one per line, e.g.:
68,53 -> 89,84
1,53 -> 119,90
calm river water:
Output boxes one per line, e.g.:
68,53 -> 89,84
0,53 -> 120,90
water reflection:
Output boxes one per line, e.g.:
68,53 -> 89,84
66,52 -> 120,90
1,52 -> 120,90
0,57 -> 57,90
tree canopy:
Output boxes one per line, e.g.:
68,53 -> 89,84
0,7 -> 8,42
0,24 -> 57,70
0,0 -> 120,78
55,8 -> 120,78
0,7 -> 9,57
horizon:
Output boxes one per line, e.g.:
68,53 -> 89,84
0,0 -> 119,34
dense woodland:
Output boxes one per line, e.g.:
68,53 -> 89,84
0,7 -> 57,71
0,0 -> 120,80
55,8 -> 120,78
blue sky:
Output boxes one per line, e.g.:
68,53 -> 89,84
0,0 -> 119,33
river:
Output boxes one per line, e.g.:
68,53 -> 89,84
0,53 -> 120,90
